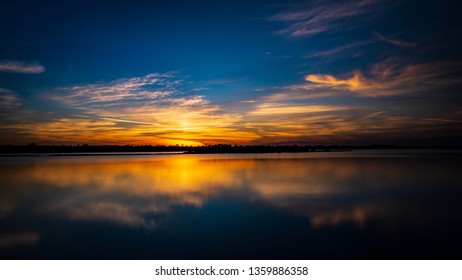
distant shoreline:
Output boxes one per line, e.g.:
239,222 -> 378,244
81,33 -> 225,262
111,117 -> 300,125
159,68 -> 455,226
0,144 -> 459,156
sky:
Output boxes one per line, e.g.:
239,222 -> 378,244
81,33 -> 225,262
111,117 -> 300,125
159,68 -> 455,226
1,0 -> 461,146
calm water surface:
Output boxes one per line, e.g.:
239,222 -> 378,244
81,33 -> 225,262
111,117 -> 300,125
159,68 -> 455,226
1,150 -> 461,259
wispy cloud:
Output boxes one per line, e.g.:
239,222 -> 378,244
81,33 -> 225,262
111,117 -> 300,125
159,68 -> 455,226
305,58 -> 462,96
248,103 -> 349,116
373,31 -> 417,48
269,0 -> 382,38
0,60 -> 45,74
0,88 -> 22,109
226,54 -> 462,144
55,73 -> 176,106
16,73 -> 253,145
303,39 -> 374,58
26,63 -> 460,145
306,72 -> 364,91
239,101 -> 360,143
1,65 -> 461,145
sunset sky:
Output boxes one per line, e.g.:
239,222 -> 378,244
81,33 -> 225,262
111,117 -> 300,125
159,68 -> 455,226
1,0 -> 461,146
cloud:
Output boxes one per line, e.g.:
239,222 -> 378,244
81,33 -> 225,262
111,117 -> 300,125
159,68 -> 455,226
0,89 -> 37,133
303,39 -> 374,58
269,0 -> 382,38
231,55 -> 462,144
248,103 -> 349,116
0,88 -> 22,109
0,60 -> 45,74
54,73 -> 176,106
306,72 -> 364,91
239,98 -> 361,144
54,201 -> 158,229
360,110 -> 386,119
1,65 -> 461,146
14,73 -> 255,145
305,58 -> 462,96
373,31 -> 417,48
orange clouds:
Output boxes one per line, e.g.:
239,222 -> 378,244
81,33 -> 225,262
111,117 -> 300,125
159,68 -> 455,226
5,73 -> 257,145
1,60 -> 461,146
305,59 -> 462,96
306,72 -> 365,91
247,103 -> 349,116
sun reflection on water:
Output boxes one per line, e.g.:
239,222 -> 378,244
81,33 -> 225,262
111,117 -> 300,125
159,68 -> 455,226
1,154 -> 459,231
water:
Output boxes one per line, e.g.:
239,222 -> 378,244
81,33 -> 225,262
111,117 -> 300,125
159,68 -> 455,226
1,150 -> 461,259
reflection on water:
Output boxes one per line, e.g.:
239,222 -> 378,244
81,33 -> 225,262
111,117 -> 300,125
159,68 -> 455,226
0,151 -> 461,259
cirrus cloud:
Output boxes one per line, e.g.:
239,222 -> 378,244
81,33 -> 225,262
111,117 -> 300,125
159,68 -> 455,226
0,60 -> 45,74
373,31 -> 417,48
0,88 -> 22,109
269,0 -> 383,38
19,73 -> 253,145
305,58 -> 462,96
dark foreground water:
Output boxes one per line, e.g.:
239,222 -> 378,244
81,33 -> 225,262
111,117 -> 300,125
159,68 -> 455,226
1,150 -> 461,259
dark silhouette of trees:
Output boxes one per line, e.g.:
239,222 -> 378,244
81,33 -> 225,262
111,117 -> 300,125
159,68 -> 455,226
0,143 -> 446,155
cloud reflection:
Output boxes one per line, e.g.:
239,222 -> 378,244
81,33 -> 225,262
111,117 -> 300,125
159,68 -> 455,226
1,153 -> 459,232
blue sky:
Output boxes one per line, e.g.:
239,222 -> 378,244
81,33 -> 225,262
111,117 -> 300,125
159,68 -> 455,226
1,0 -> 461,145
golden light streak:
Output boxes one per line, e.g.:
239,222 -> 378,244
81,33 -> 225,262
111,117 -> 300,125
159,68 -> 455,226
248,103 -> 349,116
